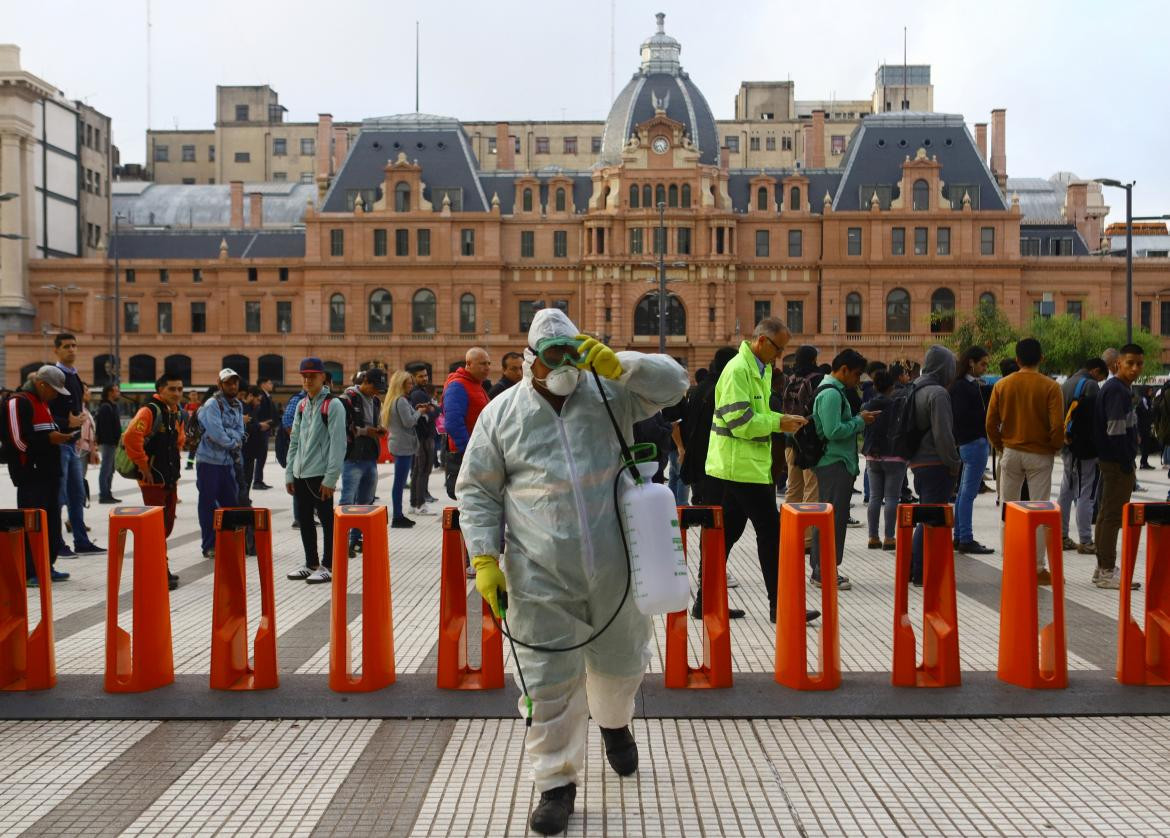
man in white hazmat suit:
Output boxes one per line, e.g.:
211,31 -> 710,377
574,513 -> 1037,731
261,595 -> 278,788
457,308 -> 689,836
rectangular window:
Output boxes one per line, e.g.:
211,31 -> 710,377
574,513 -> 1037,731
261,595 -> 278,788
395,228 -> 409,256
755,230 -> 770,257
192,268 -> 202,283
1161,302 -> 1170,337
235,104 -> 249,121
125,268 -> 136,284
980,226 -> 995,255
914,227 -> 928,255
596,229 -> 605,255
191,302 -> 206,333
300,171 -> 313,184
272,171 -> 287,181
892,227 -> 905,256
330,229 -> 344,256
247,267 -> 258,283
947,184 -> 980,210
1141,301 -> 1152,332
1067,300 -> 1083,320
433,188 -> 463,211
782,136 -> 793,151
786,300 -> 804,334
629,228 -> 643,254
677,227 -> 691,255
749,136 -> 760,151
765,136 -> 776,151
859,185 -> 892,210
847,227 -> 862,256
535,137 -> 550,154
277,301 -> 292,333
157,302 -> 172,334
279,267 -> 289,282
937,227 -> 951,255
273,138 -> 286,156
245,301 -> 261,333
831,135 -> 846,155
209,145 -> 215,162
788,229 -> 803,258
124,302 -> 139,333
520,231 -> 534,258
725,135 -> 740,153
181,144 -> 195,162
94,174 -> 101,196
591,136 -> 603,153
487,137 -> 497,155
346,189 -> 375,211
754,300 -> 771,323
234,152 -> 250,163
154,144 -> 169,162
461,228 -> 475,256
300,138 -> 315,156
373,229 -> 387,256
181,177 -> 195,185
417,229 -> 431,256
159,268 -> 169,284
519,300 -> 541,332
716,227 -> 725,255
554,230 -> 568,258
563,136 -> 577,154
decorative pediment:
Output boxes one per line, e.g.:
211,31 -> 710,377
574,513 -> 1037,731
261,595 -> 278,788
374,152 -> 432,212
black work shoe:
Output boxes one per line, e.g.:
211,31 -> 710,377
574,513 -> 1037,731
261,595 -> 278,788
768,608 -> 821,624
530,783 -> 576,835
957,541 -> 994,555
599,726 -> 638,776
391,516 -> 416,528
167,568 -> 179,591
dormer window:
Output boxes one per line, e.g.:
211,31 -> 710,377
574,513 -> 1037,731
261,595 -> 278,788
555,188 -> 566,212
912,179 -> 929,211
757,187 -> 768,211
522,188 -> 533,212
394,182 -> 410,212
789,186 -> 801,211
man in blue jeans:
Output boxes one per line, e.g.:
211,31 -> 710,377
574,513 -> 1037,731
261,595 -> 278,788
950,346 -> 994,554
339,369 -> 385,557
195,369 -> 245,559
50,333 -> 103,556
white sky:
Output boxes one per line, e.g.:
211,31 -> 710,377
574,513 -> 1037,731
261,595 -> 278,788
8,0 -> 1168,224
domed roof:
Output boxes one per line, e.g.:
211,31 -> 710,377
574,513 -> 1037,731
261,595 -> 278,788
599,13 -> 719,166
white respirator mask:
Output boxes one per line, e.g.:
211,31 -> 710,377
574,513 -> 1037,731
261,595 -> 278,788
537,365 -> 580,396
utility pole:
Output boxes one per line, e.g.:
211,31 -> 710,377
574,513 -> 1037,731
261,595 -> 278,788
657,201 -> 667,354
113,215 -> 122,384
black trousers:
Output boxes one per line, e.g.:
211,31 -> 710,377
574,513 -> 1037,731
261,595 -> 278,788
18,478 -> 61,577
716,477 -> 780,609
293,476 -> 335,569
410,439 -> 433,508
252,434 -> 269,485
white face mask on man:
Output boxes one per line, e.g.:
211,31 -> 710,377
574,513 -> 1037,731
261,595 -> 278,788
535,365 -> 580,396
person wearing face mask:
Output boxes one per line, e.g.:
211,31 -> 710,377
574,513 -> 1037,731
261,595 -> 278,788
457,308 -> 688,836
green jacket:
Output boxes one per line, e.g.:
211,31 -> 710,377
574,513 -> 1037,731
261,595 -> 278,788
285,387 -> 349,489
812,375 -> 864,476
705,341 -> 782,485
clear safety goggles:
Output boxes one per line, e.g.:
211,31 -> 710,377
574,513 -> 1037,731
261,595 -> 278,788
531,339 -> 582,369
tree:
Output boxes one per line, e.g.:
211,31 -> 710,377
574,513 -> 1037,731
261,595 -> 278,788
929,305 -> 1019,366
1025,314 -> 1161,375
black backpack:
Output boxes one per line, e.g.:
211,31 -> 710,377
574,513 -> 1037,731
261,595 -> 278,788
791,382 -> 836,468
1064,377 -> 1097,459
887,382 -> 934,460
0,392 -> 25,466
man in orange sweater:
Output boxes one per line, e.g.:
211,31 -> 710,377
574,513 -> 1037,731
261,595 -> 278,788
985,338 -> 1064,583
123,371 -> 186,590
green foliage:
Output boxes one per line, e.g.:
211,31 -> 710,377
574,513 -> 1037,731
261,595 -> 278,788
1026,315 -> 1161,376
928,305 -> 1019,365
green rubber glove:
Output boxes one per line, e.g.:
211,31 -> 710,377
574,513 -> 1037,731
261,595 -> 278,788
472,554 -> 506,618
575,334 -> 623,380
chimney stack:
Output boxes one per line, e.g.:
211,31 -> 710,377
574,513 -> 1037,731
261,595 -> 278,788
990,109 -> 1007,188
808,110 -> 826,168
495,122 -> 514,170
248,192 -> 263,228
229,180 -> 244,228
332,126 -> 349,174
974,123 -> 987,163
316,114 -> 333,180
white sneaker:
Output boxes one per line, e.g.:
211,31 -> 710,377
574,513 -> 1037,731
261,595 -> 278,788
414,504 -> 436,516
726,571 -> 740,589
306,567 -> 333,585
1094,568 -> 1139,590
286,566 -> 313,580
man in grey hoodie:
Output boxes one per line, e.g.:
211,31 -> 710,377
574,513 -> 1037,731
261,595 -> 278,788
909,345 -> 961,585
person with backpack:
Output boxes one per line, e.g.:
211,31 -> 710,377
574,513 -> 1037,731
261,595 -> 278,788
49,333 -> 103,557
95,384 -> 123,504
383,370 -> 430,529
1057,358 -> 1108,554
861,370 -> 903,550
195,369 -> 246,560
781,345 -> 823,506
949,346 -> 994,555
338,368 -> 386,555
3,366 -> 75,585
810,349 -> 879,590
121,372 -> 186,590
285,357 -> 348,583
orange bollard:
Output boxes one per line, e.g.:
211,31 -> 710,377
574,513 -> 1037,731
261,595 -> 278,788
210,508 -> 278,690
377,434 -> 393,464
775,503 -> 839,690
1117,503 -> 1170,685
436,508 -> 504,690
105,506 -> 174,692
0,509 -> 56,691
998,501 -> 1067,689
664,506 -> 733,689
892,504 -> 960,687
330,504 -> 395,692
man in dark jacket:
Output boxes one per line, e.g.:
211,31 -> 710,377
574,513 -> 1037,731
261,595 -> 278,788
407,364 -> 437,513
1057,358 -> 1107,554
488,352 -> 524,400
339,369 -> 386,554
96,384 -> 122,503
252,377 -> 276,490
50,333 -> 103,556
950,346 -> 993,555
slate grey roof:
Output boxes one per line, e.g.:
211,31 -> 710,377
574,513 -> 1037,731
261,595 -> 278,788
477,172 -> 593,215
726,170 -> 843,214
600,72 -> 719,167
832,112 -> 1006,212
1020,224 -> 1090,256
111,182 -> 315,228
107,230 -> 305,260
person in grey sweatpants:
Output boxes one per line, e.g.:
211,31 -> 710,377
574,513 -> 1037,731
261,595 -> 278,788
1057,359 -> 1107,553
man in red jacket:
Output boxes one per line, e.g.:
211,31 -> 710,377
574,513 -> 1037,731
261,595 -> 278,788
442,347 -> 491,500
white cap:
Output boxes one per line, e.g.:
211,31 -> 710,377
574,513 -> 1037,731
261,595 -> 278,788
218,368 -> 240,382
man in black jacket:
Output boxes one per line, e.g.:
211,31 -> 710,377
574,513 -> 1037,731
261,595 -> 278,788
488,352 -> 523,400
50,333 -> 103,556
406,364 -> 437,514
1058,358 -> 1107,554
251,377 -> 276,490
96,384 -> 122,503
339,369 -> 386,556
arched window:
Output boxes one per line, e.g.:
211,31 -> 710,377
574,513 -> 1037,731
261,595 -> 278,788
93,354 -> 115,386
668,184 -> 679,207
412,288 -> 437,334
930,288 -> 956,333
459,293 -> 476,334
757,187 -> 769,211
642,184 -> 652,207
885,288 -> 911,333
329,293 -> 346,333
129,354 -> 156,383
979,291 -> 996,311
221,354 -> 249,384
845,292 -> 862,333
257,354 -> 284,385
655,184 -> 665,207
163,354 -> 192,386
368,289 -> 392,333
633,293 -> 687,336
912,179 -> 930,211
323,361 -> 344,388
789,186 -> 801,211
394,181 -> 410,212
628,185 -> 639,208
522,188 -> 533,212
681,184 -> 691,208
555,188 -> 566,212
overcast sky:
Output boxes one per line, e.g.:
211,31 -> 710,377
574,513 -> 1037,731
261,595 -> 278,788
9,0 -> 1167,223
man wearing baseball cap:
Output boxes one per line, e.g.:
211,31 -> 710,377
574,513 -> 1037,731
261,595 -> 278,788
285,357 -> 348,583
195,368 -> 246,558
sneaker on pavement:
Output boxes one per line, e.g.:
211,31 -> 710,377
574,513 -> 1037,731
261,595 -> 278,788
50,568 -> 70,582
1076,541 -> 1097,555
26,575 -> 39,588
882,539 -> 896,551
868,537 -> 882,549
413,505 -> 436,516
287,566 -> 314,580
75,543 -> 104,555
1062,536 -> 1077,550
1094,567 -> 1138,590
347,543 -> 357,559
725,571 -> 740,589
202,548 -> 215,559
837,574 -> 853,591
1091,567 -> 1104,584
391,516 -> 416,529
98,496 -> 122,504
1036,568 -> 1053,586
847,517 -> 863,528
958,541 -> 995,555
306,567 -> 332,584
57,546 -> 77,558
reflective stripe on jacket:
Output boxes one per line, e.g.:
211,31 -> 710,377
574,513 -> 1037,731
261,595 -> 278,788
704,341 -> 781,485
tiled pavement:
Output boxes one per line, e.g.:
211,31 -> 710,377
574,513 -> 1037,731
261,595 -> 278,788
2,461 -> 1170,835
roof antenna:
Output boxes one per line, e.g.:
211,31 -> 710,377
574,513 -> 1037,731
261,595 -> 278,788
415,21 -> 420,113
146,0 -> 152,131
903,26 -> 907,111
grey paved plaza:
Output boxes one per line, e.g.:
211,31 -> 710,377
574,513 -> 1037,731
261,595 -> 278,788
2,460 -> 1170,836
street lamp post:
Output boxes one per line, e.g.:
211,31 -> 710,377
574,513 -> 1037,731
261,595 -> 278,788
112,214 -> 123,385
656,202 -> 668,355
1095,178 -> 1135,343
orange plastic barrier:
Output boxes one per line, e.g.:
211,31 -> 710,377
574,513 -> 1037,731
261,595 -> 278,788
436,508 -> 504,690
210,508 -> 278,690
0,509 -> 56,691
330,504 -> 395,691
998,501 -> 1067,689
664,506 -> 732,689
377,434 -> 393,464
1117,502 -> 1170,685
775,503 -> 839,690
105,505 -> 174,692
892,504 -> 960,687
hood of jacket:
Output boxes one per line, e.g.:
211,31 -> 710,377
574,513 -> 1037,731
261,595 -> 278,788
919,344 -> 956,388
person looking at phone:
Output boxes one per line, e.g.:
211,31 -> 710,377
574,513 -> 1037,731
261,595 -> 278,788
810,349 -> 880,589
338,368 -> 387,555
50,332 -> 104,557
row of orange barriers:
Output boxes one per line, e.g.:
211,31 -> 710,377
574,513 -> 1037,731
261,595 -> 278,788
3,500 -> 1170,692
